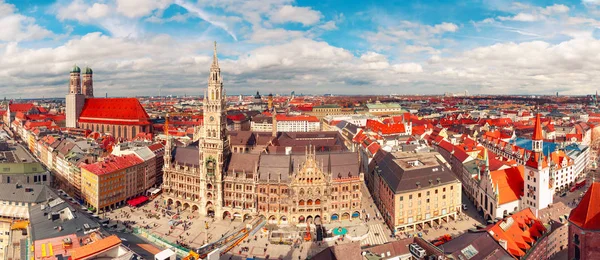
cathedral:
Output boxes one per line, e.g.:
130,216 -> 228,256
161,43 -> 364,225
65,65 -> 152,140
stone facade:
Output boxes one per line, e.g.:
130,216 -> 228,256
161,43 -> 363,225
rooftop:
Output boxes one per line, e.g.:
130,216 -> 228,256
81,154 -> 143,176
371,150 -> 458,194
78,98 -> 151,125
569,182 -> 600,230
29,193 -> 100,241
0,183 -> 51,204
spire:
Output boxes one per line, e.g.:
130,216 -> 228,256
533,113 -> 543,141
211,41 -> 219,68
484,148 -> 490,173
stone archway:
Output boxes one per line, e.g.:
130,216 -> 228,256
207,207 -> 215,217
167,198 -> 173,205
244,214 -> 252,221
175,201 -> 182,208
233,212 -> 242,221
307,199 -> 313,206
352,211 -> 360,219
268,215 -> 277,224
280,216 -> 288,224
192,205 -> 199,212
331,214 -> 339,221
207,192 -> 213,200
298,215 -> 305,223
223,211 -> 231,220
342,212 -> 350,220
183,203 -> 190,210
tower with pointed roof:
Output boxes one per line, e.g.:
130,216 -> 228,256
199,41 -> 230,217
522,112 -> 554,211
66,65 -> 85,128
532,113 -> 543,153
82,67 -> 94,98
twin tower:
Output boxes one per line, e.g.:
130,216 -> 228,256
68,65 -> 94,97
66,65 -> 93,128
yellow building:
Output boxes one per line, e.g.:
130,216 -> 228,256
81,154 -> 143,213
369,150 -> 462,232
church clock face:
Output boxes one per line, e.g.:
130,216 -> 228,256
210,116 -> 215,121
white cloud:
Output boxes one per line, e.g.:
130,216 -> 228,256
541,4 -> 569,15
319,21 -> 338,30
0,1 -> 52,42
497,4 -> 569,22
248,26 -> 305,43
270,5 -> 322,26
429,22 -> 459,33
116,0 -> 172,18
87,3 -> 110,19
392,63 -> 423,74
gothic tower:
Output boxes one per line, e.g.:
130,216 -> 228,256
69,65 -> 81,94
82,67 -> 94,98
66,65 -> 85,128
199,42 -> 230,217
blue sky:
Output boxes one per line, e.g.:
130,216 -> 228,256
2,0 -> 600,98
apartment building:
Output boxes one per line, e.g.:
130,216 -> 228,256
80,154 -> 145,212
369,150 -> 462,232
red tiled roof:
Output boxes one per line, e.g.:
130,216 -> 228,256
366,119 -> 406,135
569,182 -> 600,230
566,133 -> 582,141
488,208 -> 547,258
532,113 -> 543,140
78,98 -> 150,125
9,103 -> 35,113
81,154 -> 143,176
490,165 -> 524,204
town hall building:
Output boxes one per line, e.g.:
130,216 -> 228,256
161,43 -> 364,225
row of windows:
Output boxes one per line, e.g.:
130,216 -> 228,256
399,186 -> 454,201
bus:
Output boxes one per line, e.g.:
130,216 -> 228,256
570,179 -> 586,192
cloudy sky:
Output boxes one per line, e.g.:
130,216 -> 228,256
2,0 -> 600,98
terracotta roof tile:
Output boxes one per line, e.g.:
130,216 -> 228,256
569,182 -> 600,230
78,98 -> 150,125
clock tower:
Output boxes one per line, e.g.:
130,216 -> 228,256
199,42 -> 230,217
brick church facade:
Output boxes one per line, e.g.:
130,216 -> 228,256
65,65 -> 151,140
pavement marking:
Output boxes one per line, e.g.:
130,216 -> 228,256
361,224 -> 388,246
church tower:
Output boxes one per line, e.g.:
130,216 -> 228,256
523,112 -> 553,211
66,65 -> 85,128
199,42 -> 230,217
82,67 -> 94,98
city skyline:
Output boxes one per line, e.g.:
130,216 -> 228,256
2,0 -> 600,98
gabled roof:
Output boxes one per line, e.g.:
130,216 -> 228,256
488,208 -> 547,258
78,98 -> 150,125
9,103 -> 35,113
489,165 -> 524,204
569,182 -> 600,230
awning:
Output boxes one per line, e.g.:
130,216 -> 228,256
127,196 -> 149,207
